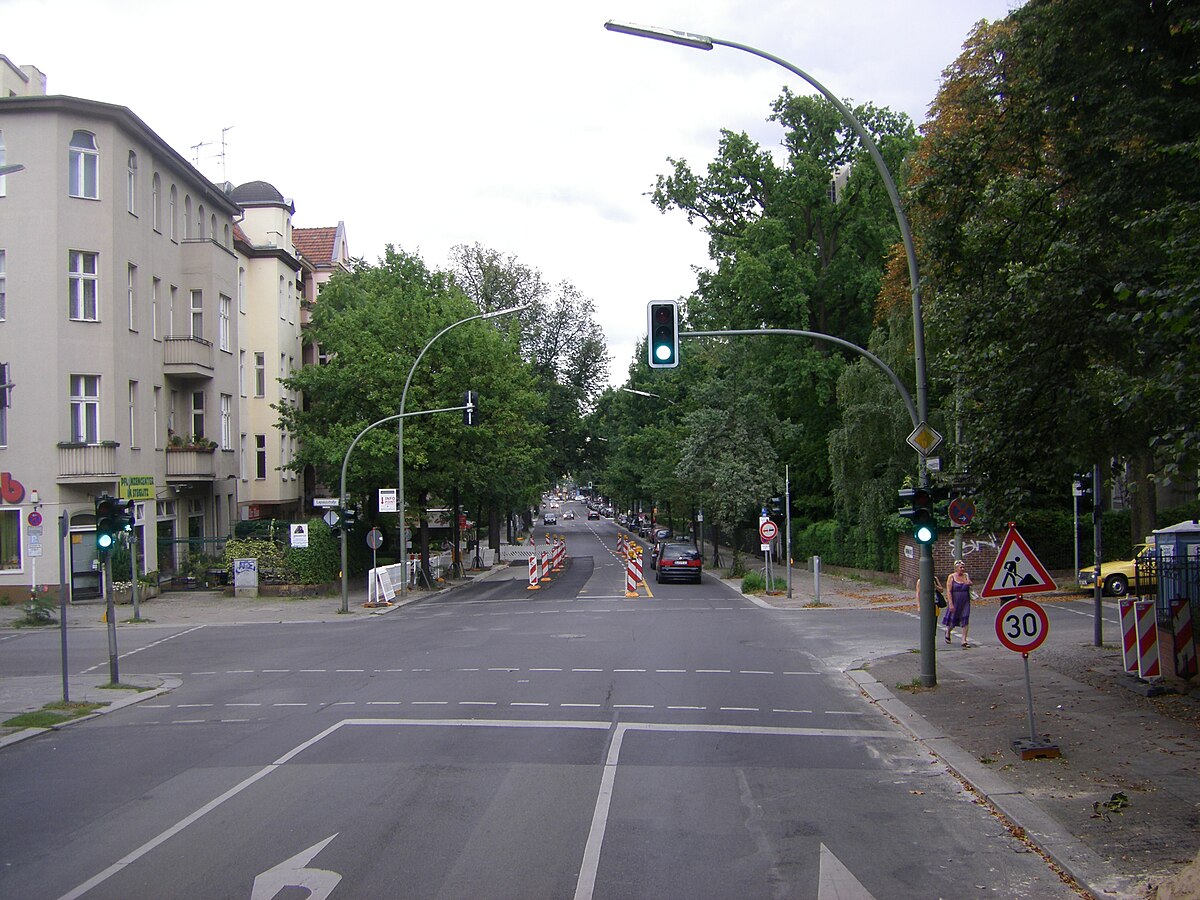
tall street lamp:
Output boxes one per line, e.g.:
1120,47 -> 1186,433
621,386 -> 676,405
606,20 -> 938,684
396,304 -> 529,600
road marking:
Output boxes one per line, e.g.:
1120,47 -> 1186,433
411,701 -> 448,706
488,667 -> 519,672
331,701 -> 356,706
511,702 -> 550,707
227,669 -> 255,674
300,669 -> 327,673
572,668 -> 603,672
221,718 -> 252,723
366,701 -> 402,706
171,719 -> 205,724
178,703 -> 213,708
273,703 -> 308,707
720,707 -> 759,712
739,670 -> 773,675
773,709 -> 813,714
263,669 -> 291,673
191,671 -> 217,676
335,669 -> 364,673
530,667 -> 563,672
459,701 -> 498,706
655,669 -> 686,673
667,705 -> 706,710
226,702 -> 261,707
613,668 -> 646,672
613,704 -> 654,709
561,703 -> 602,708
696,669 -> 731,674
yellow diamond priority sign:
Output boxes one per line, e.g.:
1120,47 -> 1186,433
906,422 -> 943,456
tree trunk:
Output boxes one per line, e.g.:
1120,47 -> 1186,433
489,504 -> 501,551
1128,451 -> 1158,547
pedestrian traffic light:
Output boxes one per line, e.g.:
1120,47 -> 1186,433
1072,471 -> 1093,500
769,496 -> 785,516
647,301 -> 679,369
341,507 -> 357,530
899,486 -> 937,545
463,391 -> 480,426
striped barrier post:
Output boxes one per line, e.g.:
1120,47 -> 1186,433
631,547 -> 643,585
526,554 -> 540,591
616,534 -> 626,557
1135,600 -> 1161,680
539,551 -> 551,582
552,538 -> 565,572
1119,600 -> 1138,674
625,555 -> 638,598
1170,599 -> 1197,679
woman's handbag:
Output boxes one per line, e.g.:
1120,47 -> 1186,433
934,587 -> 948,608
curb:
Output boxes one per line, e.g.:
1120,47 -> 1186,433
846,667 -> 1145,899
0,675 -> 182,751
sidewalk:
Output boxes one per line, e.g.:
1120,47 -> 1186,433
3,564 -> 1198,897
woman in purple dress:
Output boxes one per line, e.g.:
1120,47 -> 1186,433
943,559 -> 974,646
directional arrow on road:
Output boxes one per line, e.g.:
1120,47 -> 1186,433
252,834 -> 342,900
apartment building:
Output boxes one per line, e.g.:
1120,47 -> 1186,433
0,57 -> 355,599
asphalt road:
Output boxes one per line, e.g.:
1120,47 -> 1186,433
0,505 -> 1081,899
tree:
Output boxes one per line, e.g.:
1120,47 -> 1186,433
908,1 -> 1200,537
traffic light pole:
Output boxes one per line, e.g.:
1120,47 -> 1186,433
103,555 -> 119,684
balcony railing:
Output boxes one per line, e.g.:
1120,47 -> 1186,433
166,447 -> 217,480
57,442 -> 118,480
164,335 -> 214,377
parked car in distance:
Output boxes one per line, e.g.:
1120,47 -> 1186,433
1077,542 -> 1156,597
655,542 -> 703,584
543,512 -> 557,525
654,527 -> 671,542
587,509 -> 600,520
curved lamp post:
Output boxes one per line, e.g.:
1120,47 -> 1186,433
605,21 -> 937,684
396,304 -> 529,600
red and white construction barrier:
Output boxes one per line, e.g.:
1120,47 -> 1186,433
1136,600 -> 1161,680
552,538 -> 565,572
527,554 -> 540,591
630,547 -> 643,585
1170,599 -> 1197,679
539,551 -> 551,582
1119,600 -> 1138,674
625,554 -> 639,598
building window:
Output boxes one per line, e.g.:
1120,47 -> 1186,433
254,352 -> 265,397
126,151 -> 137,214
278,275 -> 285,320
191,390 -> 205,439
128,380 -> 138,449
220,393 -> 232,449
151,277 -> 160,339
238,267 -> 246,314
68,250 -> 99,321
127,263 -> 137,331
0,509 -> 20,572
169,185 -> 177,240
169,285 -> 177,335
68,131 -> 99,199
184,195 -> 192,239
0,249 -> 6,320
255,434 -> 267,479
70,374 -> 99,444
0,361 -> 10,447
0,129 -> 7,198
239,433 -> 247,480
238,350 -> 246,398
153,385 -> 162,449
190,289 -> 202,339
218,294 -> 231,352
198,204 -> 206,240
151,173 -> 161,231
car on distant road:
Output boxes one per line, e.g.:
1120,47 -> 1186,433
543,512 -> 557,525
655,543 -> 703,584
563,510 -> 575,520
587,509 -> 600,520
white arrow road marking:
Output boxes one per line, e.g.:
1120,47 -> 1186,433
818,842 -> 877,900
251,834 -> 342,900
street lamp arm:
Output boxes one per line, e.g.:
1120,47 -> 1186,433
684,328 -> 918,428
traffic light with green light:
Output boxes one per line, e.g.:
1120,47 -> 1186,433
647,301 -> 679,368
899,486 -> 937,545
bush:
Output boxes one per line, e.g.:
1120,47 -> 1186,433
742,570 -> 766,593
284,517 -> 340,585
222,536 -> 287,580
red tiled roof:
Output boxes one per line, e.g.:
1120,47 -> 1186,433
293,226 -> 337,266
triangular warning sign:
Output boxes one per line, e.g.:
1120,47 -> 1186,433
292,524 -> 305,535
981,525 -> 1057,598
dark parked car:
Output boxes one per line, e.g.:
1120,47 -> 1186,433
655,543 -> 703,584
586,509 -> 600,520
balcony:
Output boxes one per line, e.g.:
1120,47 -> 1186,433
164,335 -> 214,379
166,446 -> 217,483
57,442 -> 118,482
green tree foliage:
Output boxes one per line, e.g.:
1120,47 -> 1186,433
909,2 -> 1200,537
650,92 -> 918,525
278,247 -> 545,539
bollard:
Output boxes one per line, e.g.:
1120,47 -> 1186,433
539,551 -> 550,582
1119,600 -> 1138,674
812,555 -> 822,606
631,548 -> 643,585
1170,599 -> 1197,679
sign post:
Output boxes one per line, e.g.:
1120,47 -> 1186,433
994,591 -> 1061,761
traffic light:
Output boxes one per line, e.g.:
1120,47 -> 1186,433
647,301 -> 679,369
94,495 -> 132,552
463,391 -> 480,426
769,496 -> 785,517
899,486 -> 937,545
341,507 -> 357,530
1072,471 -> 1093,501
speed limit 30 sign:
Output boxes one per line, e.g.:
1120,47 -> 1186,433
995,597 -> 1049,654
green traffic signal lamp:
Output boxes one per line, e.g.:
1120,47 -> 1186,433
95,495 -> 118,552
898,486 -> 938,545
647,301 -> 679,369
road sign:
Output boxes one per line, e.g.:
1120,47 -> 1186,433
322,510 -> 340,528
947,496 -> 976,527
759,519 -> 778,543
378,488 -> 397,513
906,422 -> 943,456
980,525 -> 1057,598
995,597 -> 1050,653
27,510 -> 42,527
290,523 -> 309,548
366,528 -> 383,550
313,497 -> 338,508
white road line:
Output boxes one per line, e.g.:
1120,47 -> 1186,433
459,668 -> 481,671
220,718 -> 251,723
655,669 -> 686,673
336,669 -> 364,673
226,669 -> 255,674
272,703 -> 308,707
299,669 -> 327,673
190,671 -> 217,676
613,668 -> 646,673
783,671 -> 819,676
696,669 -> 730,674
530,667 -> 562,672
719,707 -> 759,712
411,701 -> 448,705
572,668 -> 603,672
225,702 -> 261,707
332,701 -> 356,706
262,669 -> 291,673
511,702 -> 550,707
488,667 -> 519,672
177,704 -> 213,708
366,701 -> 403,706
825,710 -> 866,716
562,703 -> 602,708
773,709 -> 813,714
739,670 -> 773,675
613,704 -> 654,709
171,719 -> 205,724
141,704 -> 171,709
667,705 -> 706,710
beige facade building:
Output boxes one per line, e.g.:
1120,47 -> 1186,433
0,72 -> 348,601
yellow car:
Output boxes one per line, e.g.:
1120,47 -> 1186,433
1077,544 -> 1156,597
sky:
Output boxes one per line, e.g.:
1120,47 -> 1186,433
4,0 -> 1020,385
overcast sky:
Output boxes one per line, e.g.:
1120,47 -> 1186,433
5,0 -> 1019,385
